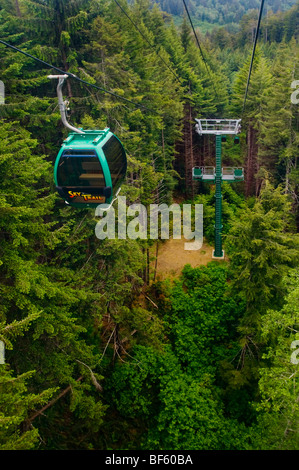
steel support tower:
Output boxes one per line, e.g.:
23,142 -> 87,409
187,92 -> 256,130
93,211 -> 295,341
192,119 -> 243,259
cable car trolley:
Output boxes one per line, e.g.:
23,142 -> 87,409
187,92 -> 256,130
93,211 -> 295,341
50,75 -> 127,208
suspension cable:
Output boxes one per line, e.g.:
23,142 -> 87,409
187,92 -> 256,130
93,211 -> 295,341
181,0 -> 219,104
182,0 -> 209,71
242,0 -> 265,114
112,0 -> 182,85
0,38 -> 159,114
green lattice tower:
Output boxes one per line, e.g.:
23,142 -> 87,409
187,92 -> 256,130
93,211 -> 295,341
192,119 -> 243,259
214,134 -> 223,257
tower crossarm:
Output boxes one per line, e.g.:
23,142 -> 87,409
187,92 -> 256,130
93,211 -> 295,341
195,119 -> 241,136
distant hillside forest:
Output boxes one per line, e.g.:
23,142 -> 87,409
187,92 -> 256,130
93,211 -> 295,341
154,0 -> 298,26
0,0 -> 298,451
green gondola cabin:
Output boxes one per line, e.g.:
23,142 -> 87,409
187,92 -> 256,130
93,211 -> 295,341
54,128 -> 127,208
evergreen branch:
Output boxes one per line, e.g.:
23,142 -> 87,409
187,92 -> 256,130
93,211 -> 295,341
75,359 -> 103,392
99,326 -> 116,364
1,311 -> 41,343
28,377 -> 83,422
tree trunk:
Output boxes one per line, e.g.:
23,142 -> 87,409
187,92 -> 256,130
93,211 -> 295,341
147,247 -> 150,285
245,124 -> 259,197
15,0 -> 21,17
153,241 -> 158,282
184,101 -> 195,198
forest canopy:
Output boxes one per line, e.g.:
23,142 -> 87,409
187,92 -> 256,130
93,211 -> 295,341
0,0 -> 298,451
153,0 -> 298,25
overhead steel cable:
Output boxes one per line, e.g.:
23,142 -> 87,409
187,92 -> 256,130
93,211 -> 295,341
182,0 -> 209,71
242,0 -> 265,114
181,0 -> 219,104
0,38 -> 160,115
112,0 -> 182,85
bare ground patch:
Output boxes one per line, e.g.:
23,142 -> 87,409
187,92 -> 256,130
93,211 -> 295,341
150,238 -> 221,281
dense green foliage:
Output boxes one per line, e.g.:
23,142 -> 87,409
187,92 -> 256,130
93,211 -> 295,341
0,0 -> 298,451
155,0 -> 298,27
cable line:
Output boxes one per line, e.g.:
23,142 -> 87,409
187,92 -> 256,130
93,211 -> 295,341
181,0 -> 219,104
242,0 -> 265,114
0,38 -> 159,114
112,0 -> 182,85
182,0 -> 209,71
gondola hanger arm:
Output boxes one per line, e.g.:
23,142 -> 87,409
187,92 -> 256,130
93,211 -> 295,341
95,187 -> 122,216
48,74 -> 85,135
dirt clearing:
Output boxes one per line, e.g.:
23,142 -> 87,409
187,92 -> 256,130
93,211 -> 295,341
151,238 -> 221,281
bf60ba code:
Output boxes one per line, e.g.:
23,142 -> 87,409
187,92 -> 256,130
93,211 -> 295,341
149,455 -> 193,465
